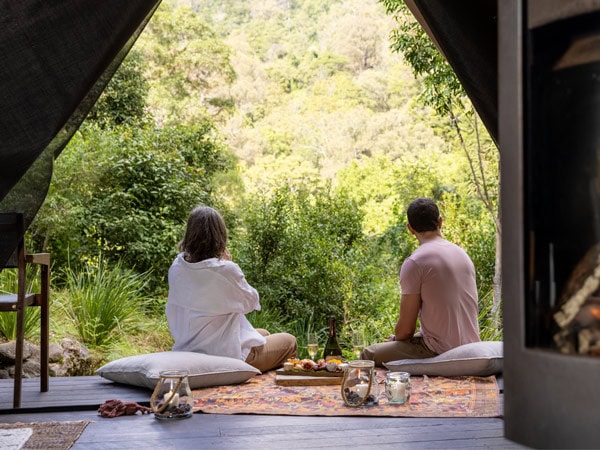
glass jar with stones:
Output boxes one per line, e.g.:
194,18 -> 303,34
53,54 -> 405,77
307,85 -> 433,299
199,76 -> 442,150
150,370 -> 193,420
341,360 -> 379,407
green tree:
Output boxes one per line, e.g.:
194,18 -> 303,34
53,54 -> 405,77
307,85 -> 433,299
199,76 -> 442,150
134,3 -> 236,124
87,50 -> 149,128
319,0 -> 391,74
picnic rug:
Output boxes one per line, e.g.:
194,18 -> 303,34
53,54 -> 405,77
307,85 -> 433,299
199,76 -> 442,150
192,370 -> 501,418
0,420 -> 90,450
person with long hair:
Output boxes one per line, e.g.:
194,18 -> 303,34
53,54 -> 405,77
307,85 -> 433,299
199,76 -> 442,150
166,205 -> 297,372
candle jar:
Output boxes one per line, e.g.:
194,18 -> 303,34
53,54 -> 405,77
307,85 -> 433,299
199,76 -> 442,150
150,370 -> 193,420
341,360 -> 379,407
385,371 -> 411,404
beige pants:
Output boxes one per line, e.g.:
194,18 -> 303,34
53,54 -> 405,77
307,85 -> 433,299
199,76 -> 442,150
245,329 -> 297,372
360,335 -> 437,367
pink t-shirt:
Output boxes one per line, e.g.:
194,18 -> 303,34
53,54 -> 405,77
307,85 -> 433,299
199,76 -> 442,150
400,238 -> 480,354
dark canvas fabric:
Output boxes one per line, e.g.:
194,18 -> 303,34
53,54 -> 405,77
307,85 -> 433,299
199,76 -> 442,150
0,0 -> 161,269
407,0 -> 498,143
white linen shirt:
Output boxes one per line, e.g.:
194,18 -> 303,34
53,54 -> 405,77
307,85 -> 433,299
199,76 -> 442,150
166,253 -> 266,360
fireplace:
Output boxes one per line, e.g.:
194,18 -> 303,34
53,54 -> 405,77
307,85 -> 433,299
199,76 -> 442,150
500,1 -> 600,447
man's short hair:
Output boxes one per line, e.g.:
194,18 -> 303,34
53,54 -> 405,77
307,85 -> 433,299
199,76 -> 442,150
407,198 -> 440,232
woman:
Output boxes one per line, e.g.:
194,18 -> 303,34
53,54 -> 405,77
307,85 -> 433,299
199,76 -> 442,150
166,205 -> 297,372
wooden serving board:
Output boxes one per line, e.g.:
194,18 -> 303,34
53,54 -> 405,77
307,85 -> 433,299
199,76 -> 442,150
275,374 -> 343,386
275,368 -> 344,378
274,368 -> 344,386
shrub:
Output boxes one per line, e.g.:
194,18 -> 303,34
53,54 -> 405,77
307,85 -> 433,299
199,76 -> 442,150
57,258 -> 151,348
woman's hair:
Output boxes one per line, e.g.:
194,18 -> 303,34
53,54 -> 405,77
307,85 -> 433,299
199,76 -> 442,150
180,206 -> 228,263
406,198 -> 440,232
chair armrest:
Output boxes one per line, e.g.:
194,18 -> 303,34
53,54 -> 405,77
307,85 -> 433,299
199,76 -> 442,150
26,253 -> 50,266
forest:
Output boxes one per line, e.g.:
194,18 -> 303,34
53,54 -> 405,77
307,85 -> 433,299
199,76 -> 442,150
0,0 -> 500,367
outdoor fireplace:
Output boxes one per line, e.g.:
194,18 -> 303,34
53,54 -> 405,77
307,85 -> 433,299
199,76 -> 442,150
500,0 -> 600,448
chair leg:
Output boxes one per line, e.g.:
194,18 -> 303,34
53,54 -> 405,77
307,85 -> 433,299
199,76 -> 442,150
40,307 -> 49,392
40,265 -> 49,392
13,306 -> 25,408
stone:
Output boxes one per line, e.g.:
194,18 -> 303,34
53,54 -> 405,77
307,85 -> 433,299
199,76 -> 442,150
0,338 -> 93,379
48,343 -> 63,363
0,340 -> 33,364
59,338 -> 93,376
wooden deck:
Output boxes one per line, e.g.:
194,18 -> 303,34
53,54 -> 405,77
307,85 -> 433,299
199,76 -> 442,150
0,376 -> 529,449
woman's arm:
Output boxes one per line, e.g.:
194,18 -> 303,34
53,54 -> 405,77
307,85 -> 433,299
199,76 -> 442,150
221,261 -> 261,314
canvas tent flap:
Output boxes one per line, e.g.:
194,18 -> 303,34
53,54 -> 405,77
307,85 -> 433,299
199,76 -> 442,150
0,0 -> 161,269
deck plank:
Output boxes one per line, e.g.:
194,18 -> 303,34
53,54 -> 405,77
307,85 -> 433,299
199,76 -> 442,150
0,376 -> 150,413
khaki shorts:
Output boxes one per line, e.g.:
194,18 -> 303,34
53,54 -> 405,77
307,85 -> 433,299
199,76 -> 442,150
360,335 -> 437,367
245,329 -> 297,372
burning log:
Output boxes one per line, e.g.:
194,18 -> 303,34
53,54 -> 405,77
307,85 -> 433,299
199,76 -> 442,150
554,242 -> 600,355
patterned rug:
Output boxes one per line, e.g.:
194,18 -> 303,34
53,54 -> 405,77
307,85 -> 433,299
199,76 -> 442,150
192,370 -> 501,418
0,421 -> 90,450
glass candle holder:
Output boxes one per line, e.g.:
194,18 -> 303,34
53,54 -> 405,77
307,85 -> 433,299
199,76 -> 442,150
150,370 -> 193,420
385,371 -> 411,404
341,360 -> 379,407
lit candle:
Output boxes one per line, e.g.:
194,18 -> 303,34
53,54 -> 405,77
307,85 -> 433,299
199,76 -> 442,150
163,391 -> 179,406
389,382 -> 406,402
355,383 -> 369,398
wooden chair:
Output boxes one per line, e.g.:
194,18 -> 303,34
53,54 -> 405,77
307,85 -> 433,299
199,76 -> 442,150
0,212 -> 49,408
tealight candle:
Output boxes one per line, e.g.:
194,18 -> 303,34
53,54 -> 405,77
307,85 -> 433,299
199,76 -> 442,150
385,371 -> 411,404
389,382 -> 406,402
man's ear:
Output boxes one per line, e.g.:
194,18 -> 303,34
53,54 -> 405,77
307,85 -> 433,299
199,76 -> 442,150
438,216 -> 443,229
407,223 -> 416,235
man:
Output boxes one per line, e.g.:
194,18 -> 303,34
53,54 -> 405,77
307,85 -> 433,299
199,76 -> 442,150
361,198 -> 480,366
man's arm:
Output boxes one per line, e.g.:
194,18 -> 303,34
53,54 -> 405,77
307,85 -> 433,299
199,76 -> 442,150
394,293 -> 421,340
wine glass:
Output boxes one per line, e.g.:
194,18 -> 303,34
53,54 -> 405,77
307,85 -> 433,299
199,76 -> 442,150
307,332 -> 318,360
352,331 -> 366,359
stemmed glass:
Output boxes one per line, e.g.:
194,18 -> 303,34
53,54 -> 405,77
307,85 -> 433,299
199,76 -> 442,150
352,330 -> 366,359
307,332 -> 318,360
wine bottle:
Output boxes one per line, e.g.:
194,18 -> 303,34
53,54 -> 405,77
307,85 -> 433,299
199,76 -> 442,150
323,318 -> 343,361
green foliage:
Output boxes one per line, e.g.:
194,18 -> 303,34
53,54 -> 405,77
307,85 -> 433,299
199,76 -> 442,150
478,289 -> 503,341
440,193 -> 496,292
87,50 -> 149,128
235,185 -> 367,328
0,268 -> 42,341
57,258 -> 150,348
336,157 -> 403,235
135,3 -> 236,124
